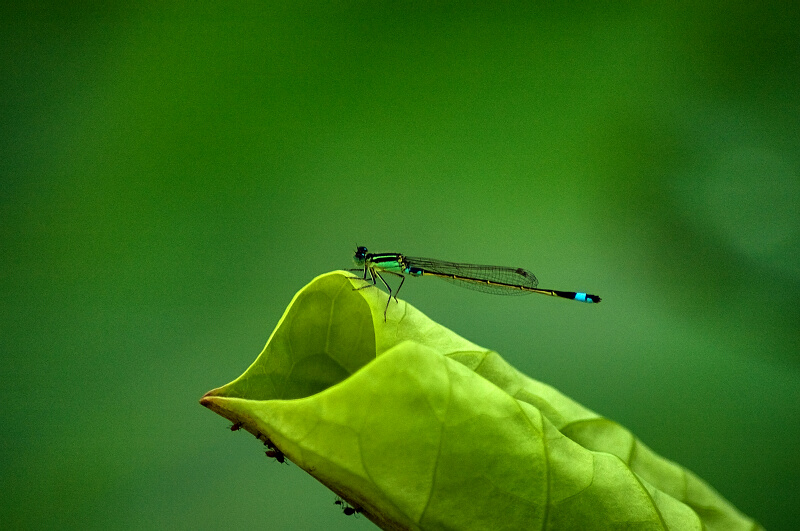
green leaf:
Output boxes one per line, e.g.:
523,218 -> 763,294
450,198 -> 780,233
200,271 -> 763,530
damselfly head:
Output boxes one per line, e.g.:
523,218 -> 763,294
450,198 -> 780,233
354,246 -> 368,264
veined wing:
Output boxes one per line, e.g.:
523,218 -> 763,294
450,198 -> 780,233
404,256 -> 538,295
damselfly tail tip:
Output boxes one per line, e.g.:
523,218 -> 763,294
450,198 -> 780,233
588,294 -> 601,303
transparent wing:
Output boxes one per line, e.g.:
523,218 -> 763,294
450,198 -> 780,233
404,256 -> 538,295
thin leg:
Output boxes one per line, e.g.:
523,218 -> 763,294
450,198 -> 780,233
374,270 -> 394,295
351,268 -> 407,321
395,274 -> 405,302
352,267 -> 378,291
373,270 -> 395,319
347,265 -> 369,280
380,271 -> 405,302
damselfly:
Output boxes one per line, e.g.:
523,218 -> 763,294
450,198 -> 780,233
352,246 -> 601,319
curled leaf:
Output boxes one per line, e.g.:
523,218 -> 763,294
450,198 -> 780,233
200,272 -> 762,530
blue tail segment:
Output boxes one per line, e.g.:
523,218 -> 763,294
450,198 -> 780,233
552,290 -> 601,303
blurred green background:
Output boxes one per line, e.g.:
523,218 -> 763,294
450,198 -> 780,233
2,2 -> 798,529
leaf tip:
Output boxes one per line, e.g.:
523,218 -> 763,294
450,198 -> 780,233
198,395 -> 226,416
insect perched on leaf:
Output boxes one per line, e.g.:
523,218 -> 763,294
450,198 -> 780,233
229,422 -> 243,431
352,245 -> 601,320
263,439 -> 288,465
334,496 -> 361,517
